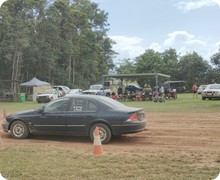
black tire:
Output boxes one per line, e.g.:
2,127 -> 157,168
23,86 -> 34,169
10,121 -> 30,139
89,123 -> 112,144
202,97 -> 205,100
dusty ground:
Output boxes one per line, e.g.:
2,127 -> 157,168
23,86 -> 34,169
1,112 -> 220,154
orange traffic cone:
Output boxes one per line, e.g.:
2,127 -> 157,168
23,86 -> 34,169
92,127 -> 103,155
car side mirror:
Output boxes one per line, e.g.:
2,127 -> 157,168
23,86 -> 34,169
38,107 -> 44,114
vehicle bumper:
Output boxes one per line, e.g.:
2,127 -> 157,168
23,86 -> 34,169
37,97 -> 51,103
202,95 -> 220,98
112,120 -> 147,135
2,120 -> 9,132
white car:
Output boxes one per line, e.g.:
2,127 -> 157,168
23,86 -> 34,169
201,84 -> 220,100
83,84 -> 111,96
197,85 -> 207,94
36,89 -> 58,103
53,85 -> 70,97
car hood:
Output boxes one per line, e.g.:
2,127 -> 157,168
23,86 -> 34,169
37,94 -> 52,97
6,109 -> 39,119
84,90 -> 100,93
203,89 -> 220,92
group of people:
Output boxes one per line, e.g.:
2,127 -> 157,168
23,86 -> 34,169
110,84 -> 168,102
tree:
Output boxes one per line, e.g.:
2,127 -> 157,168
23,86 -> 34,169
160,48 -> 179,80
210,45 -> 220,69
178,52 -> 211,90
0,0 -> 116,93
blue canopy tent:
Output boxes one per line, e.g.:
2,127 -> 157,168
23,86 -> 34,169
20,77 -> 51,101
20,77 -> 50,87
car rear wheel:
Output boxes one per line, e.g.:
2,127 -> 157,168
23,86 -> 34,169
10,121 -> 29,139
89,123 -> 111,144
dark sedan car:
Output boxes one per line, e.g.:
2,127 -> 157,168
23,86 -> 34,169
125,85 -> 143,92
2,95 -> 146,144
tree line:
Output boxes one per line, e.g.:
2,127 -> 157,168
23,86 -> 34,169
116,48 -> 220,91
0,0 -> 115,92
0,0 -> 220,94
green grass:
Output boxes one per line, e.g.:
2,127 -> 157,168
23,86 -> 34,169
0,146 -> 219,180
123,93 -> 220,112
0,93 -> 219,114
0,93 -> 220,180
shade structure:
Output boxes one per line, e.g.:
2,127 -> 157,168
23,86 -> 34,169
20,77 -> 50,87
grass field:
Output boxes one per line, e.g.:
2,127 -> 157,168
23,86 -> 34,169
0,93 -> 220,180
0,93 -> 219,113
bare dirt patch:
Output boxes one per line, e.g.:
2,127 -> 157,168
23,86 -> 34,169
1,112 -> 220,155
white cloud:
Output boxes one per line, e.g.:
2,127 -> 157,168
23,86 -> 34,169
163,30 -> 211,59
163,31 -> 195,46
163,31 -> 207,48
175,0 -> 220,12
185,39 -> 207,46
149,42 -> 162,51
109,31 -> 219,63
109,35 -> 145,61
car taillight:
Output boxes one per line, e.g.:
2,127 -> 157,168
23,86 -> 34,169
126,114 -> 138,122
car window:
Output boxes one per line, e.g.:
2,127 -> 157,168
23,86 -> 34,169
70,99 -> 87,112
98,96 -> 127,109
87,101 -> 97,111
44,99 -> 69,113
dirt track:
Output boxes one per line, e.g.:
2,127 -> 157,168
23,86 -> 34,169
1,112 -> 220,155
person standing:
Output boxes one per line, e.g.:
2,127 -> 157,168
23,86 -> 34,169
192,83 -> 198,98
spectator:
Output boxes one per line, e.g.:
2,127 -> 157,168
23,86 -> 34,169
159,85 -> 165,98
192,83 -> 198,99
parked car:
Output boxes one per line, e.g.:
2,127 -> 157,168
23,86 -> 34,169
201,84 -> 220,100
197,85 -> 207,94
83,84 -> 111,96
53,85 -> 70,97
2,95 -> 146,144
125,85 -> 143,92
36,89 -> 58,103
65,89 -> 84,96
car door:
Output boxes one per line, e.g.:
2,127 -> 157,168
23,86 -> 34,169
65,98 -> 98,134
32,98 -> 70,133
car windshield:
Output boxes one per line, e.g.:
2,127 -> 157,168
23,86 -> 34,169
44,98 -> 69,112
90,85 -> 102,90
43,89 -> 53,94
68,89 -> 79,94
62,86 -> 69,91
208,84 -> 220,89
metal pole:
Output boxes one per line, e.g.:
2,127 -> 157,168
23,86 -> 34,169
155,75 -> 158,99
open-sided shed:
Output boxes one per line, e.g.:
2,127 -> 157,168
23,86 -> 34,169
102,73 -> 171,94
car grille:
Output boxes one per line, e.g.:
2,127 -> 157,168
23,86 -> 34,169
38,96 -> 47,99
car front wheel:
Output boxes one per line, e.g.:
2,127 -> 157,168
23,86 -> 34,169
10,121 -> 30,139
89,123 -> 112,144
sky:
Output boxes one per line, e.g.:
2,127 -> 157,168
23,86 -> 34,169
91,0 -> 220,64
1,0 -> 220,65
